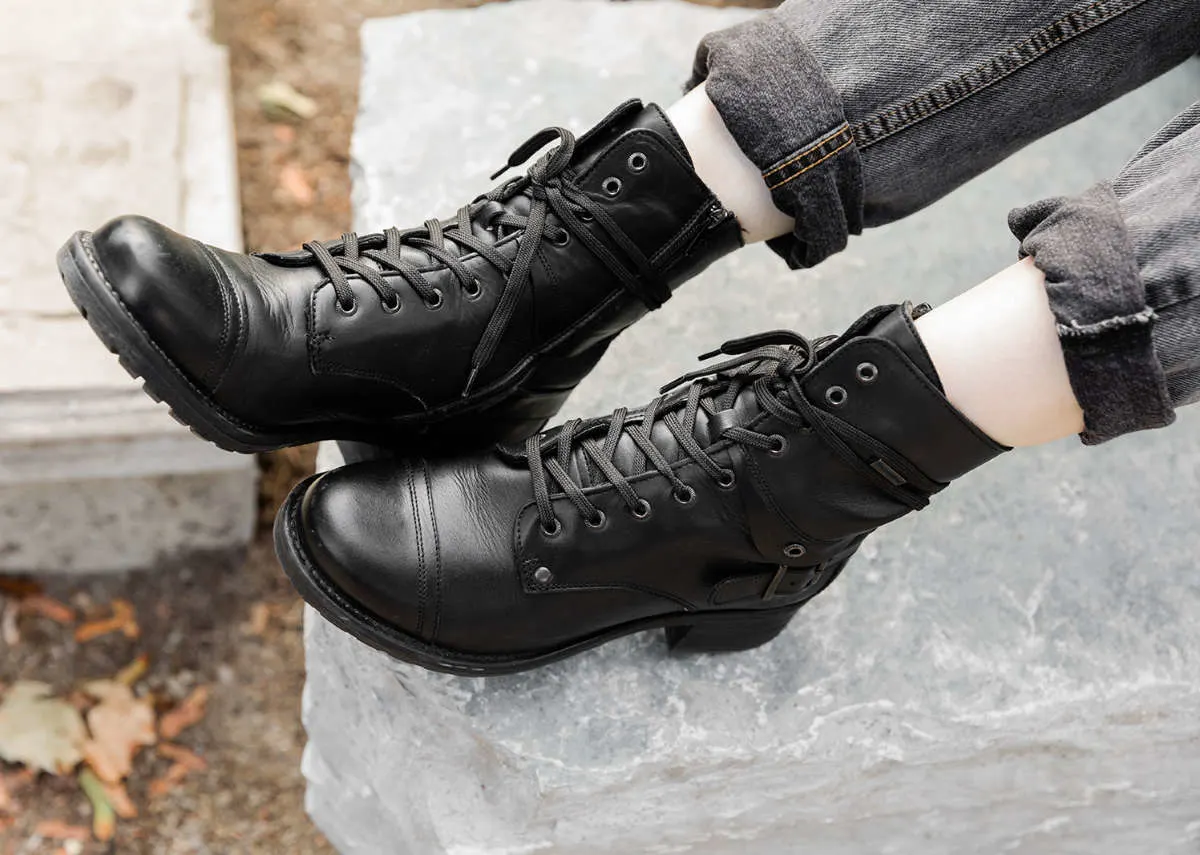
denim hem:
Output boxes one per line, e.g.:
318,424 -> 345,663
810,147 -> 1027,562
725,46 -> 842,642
688,12 -> 863,269
1009,182 -> 1175,444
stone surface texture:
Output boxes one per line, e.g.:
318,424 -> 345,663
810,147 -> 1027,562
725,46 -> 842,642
305,3 -> 1200,852
0,0 -> 255,573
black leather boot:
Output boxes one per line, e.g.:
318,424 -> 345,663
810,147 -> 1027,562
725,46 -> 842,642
57,100 -> 741,453
275,303 -> 1008,675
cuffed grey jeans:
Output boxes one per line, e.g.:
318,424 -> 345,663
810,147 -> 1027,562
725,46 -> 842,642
689,0 -> 1200,444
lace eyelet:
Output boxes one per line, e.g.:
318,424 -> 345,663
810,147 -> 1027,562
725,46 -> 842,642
716,470 -> 736,489
627,151 -> 648,173
825,385 -> 847,407
856,362 -> 879,384
783,543 -> 807,559
463,277 -> 483,300
424,289 -> 444,310
380,294 -> 401,314
629,499 -> 652,520
602,176 -> 623,197
549,230 -> 571,248
672,484 -> 696,505
585,510 -> 607,529
767,435 -> 788,456
540,518 -> 562,538
335,296 -> 358,316
577,210 -> 595,223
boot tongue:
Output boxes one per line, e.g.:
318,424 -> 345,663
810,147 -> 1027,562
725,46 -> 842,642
857,302 -> 944,392
568,99 -> 691,176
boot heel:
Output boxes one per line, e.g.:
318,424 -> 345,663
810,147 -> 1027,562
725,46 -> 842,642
665,606 -> 800,654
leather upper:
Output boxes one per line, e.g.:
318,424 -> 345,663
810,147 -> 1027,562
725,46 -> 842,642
82,100 -> 743,440
295,304 -> 1009,656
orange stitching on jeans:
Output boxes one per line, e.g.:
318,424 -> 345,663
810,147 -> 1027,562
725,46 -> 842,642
762,124 -> 852,179
767,137 -> 855,191
853,0 -> 1145,148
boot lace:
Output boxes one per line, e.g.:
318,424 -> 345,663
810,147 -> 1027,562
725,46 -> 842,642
294,112 -> 669,396
526,332 -> 942,535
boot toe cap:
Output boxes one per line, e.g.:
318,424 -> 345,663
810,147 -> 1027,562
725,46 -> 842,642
296,465 -> 427,637
89,215 -> 234,387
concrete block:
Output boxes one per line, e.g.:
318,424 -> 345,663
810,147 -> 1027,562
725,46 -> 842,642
304,3 -> 1200,852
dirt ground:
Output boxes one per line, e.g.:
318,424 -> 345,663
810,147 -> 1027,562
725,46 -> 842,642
4,0 -> 774,851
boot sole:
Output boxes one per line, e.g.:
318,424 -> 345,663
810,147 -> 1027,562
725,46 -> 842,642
57,231 -> 595,454
274,473 -> 809,677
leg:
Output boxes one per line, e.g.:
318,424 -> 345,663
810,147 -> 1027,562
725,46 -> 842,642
678,0 -> 1200,255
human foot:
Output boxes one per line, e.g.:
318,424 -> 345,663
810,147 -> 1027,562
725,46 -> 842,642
57,100 -> 741,453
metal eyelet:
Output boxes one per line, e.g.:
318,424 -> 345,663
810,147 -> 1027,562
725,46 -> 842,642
627,151 -> 648,173
540,518 -> 562,537
577,210 -> 595,223
672,484 -> 696,505
463,277 -> 482,300
380,294 -> 401,314
424,288 -> 444,310
716,470 -> 736,489
335,296 -> 358,316
549,230 -> 570,247
783,543 -> 807,559
767,435 -> 787,456
629,499 -> 652,520
825,385 -> 847,407
602,176 -> 623,196
585,510 -> 607,529
533,566 -> 553,585
856,362 -> 879,384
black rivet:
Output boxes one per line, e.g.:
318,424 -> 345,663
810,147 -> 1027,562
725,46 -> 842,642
533,566 -> 553,585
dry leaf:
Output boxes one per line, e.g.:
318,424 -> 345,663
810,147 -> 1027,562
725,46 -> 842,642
115,654 -> 149,686
245,602 -> 272,636
157,742 -> 207,772
78,769 -> 117,841
159,686 -> 210,740
101,779 -> 137,819
257,80 -> 318,122
147,761 -> 192,800
20,595 -> 74,624
278,163 -> 315,206
0,682 -> 86,773
75,599 -> 138,642
81,680 -> 156,783
34,819 -> 90,840
0,577 -> 41,598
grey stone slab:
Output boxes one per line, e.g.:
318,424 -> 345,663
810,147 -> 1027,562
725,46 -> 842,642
0,0 -> 254,572
305,2 -> 1200,852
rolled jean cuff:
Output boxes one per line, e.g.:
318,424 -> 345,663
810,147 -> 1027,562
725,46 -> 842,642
1009,182 -> 1175,445
687,13 -> 863,269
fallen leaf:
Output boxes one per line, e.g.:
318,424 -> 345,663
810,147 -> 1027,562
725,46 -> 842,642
100,779 -> 137,819
77,769 -> 116,841
159,686 -> 209,740
245,602 -> 272,636
34,819 -> 89,840
278,163 -> 315,206
81,680 -> 156,783
74,599 -> 138,642
1,599 -> 18,646
257,80 -> 318,122
147,761 -> 191,800
157,742 -> 206,772
0,682 -> 86,773
20,595 -> 74,624
115,654 -> 149,686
